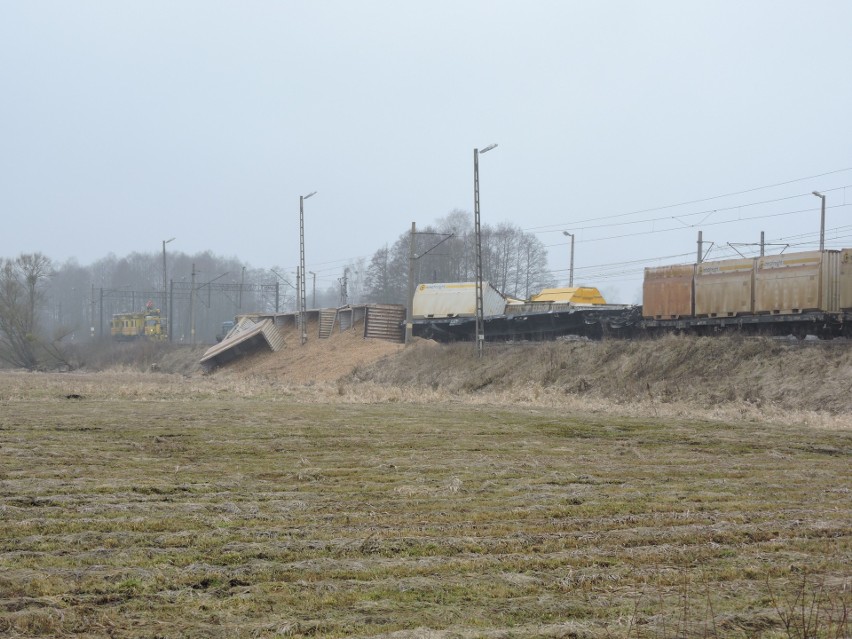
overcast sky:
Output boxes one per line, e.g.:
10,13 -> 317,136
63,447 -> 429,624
2,1 -> 851,302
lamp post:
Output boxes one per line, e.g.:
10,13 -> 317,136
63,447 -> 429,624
473,143 -> 497,358
562,231 -> 575,287
162,237 -> 175,338
299,191 -> 316,345
812,191 -> 826,251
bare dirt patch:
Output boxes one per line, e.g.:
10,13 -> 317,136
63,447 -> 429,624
216,319 -> 404,384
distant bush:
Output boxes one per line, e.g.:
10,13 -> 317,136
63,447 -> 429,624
62,340 -> 204,374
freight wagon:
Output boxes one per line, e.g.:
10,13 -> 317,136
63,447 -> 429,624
412,283 -> 634,341
641,248 -> 852,338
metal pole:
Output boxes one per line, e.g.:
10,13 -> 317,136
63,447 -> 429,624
169,279 -> 174,343
406,221 -> 416,343
296,270 -> 301,317
473,149 -> 484,357
162,242 -> 167,318
697,230 -> 703,263
275,281 -> 280,313
569,233 -> 574,287
299,192 -> 315,344
472,143 -> 497,356
189,263 -> 196,345
99,287 -> 103,338
162,238 -> 174,338
760,231 -> 765,257
563,231 -> 575,287
812,191 -> 826,251
299,196 -> 306,343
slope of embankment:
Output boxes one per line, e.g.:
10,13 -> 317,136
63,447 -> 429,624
341,335 -> 852,421
62,326 -> 852,425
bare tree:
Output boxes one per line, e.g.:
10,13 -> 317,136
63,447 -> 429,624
364,245 -> 394,303
363,212 -> 555,304
0,253 -> 59,369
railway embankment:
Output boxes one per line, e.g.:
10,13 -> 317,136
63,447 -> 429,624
345,335 -> 852,419
46,329 -> 852,423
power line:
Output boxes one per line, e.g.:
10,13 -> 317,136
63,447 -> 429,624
548,223 -> 852,282
283,175 -> 850,276
525,167 -> 852,233
550,251 -> 695,275
537,184 -> 851,236
542,202 -> 851,248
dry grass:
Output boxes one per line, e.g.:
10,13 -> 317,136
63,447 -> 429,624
0,369 -> 849,638
346,335 -> 852,423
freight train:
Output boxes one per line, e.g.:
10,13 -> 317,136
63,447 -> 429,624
411,248 -> 852,342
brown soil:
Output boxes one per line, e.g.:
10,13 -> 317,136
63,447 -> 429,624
216,318 -> 404,384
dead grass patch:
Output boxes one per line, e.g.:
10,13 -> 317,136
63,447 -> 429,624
0,371 -> 849,637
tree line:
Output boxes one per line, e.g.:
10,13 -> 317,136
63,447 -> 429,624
363,211 -> 554,304
1,210 -> 553,369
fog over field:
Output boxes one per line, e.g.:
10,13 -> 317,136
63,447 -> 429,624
2,2 -> 851,304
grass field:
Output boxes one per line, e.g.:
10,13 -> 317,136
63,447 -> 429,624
0,372 -> 849,638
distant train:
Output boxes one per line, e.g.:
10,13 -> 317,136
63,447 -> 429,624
111,301 -> 166,340
411,249 -> 852,342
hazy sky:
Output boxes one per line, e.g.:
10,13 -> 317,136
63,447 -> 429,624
2,1 -> 851,302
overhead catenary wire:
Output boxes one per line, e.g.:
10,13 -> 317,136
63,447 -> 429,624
524,168 -> 852,233
542,202 -> 851,248
279,171 -> 852,290
535,185 -> 851,236
548,221 -> 852,284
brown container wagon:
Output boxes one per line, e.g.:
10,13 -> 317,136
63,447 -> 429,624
694,257 -> 754,317
642,264 -> 694,319
754,250 -> 839,314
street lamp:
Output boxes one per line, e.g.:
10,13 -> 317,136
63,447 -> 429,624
812,191 -> 826,252
562,231 -> 575,287
162,237 -> 175,340
299,191 -> 316,345
473,143 -> 498,358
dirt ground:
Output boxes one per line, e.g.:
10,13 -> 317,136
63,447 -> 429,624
216,319 -> 405,384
